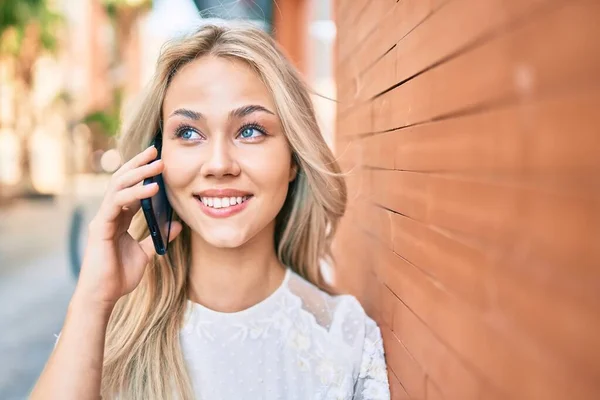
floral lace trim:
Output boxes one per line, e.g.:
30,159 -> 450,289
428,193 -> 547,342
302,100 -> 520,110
184,291 -> 358,398
356,330 -> 389,399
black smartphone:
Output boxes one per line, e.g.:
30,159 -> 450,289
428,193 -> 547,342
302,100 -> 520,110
140,134 -> 173,255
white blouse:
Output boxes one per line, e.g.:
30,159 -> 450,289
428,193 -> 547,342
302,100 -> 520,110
180,267 -> 390,399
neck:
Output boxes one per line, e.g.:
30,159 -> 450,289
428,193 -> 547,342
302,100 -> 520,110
187,223 -> 286,313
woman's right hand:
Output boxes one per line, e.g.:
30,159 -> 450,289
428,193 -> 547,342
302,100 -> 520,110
74,145 -> 182,310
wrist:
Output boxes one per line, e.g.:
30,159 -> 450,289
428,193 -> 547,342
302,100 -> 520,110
70,287 -> 116,318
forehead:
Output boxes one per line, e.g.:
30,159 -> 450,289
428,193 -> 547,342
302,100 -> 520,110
163,56 -> 275,114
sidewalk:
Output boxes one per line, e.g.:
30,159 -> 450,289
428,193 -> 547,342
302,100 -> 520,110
0,188 -> 103,399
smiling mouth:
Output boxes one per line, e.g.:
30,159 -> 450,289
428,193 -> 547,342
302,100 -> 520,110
193,195 -> 253,209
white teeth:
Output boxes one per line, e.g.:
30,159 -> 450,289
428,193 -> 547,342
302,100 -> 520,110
199,195 -> 251,209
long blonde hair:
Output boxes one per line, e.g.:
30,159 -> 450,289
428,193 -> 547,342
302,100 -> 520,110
102,24 -> 347,399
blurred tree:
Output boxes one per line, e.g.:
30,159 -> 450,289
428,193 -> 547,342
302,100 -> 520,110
83,0 -> 151,140
0,0 -> 62,196
82,88 -> 122,139
103,0 -> 152,81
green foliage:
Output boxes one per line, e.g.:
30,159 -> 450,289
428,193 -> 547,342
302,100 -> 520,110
0,0 -> 62,56
0,0 -> 44,35
101,0 -> 152,20
82,89 -> 123,137
83,110 -> 120,137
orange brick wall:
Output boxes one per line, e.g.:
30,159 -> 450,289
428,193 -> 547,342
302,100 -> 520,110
332,1 -> 600,399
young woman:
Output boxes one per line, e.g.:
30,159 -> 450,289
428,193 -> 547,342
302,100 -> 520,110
31,24 -> 390,400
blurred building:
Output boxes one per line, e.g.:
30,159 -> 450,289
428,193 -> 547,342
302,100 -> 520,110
0,0 -> 113,196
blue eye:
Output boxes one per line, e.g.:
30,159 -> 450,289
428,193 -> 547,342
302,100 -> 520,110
176,126 -> 201,140
239,125 -> 265,140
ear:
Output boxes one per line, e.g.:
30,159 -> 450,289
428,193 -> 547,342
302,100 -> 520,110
289,159 -> 298,182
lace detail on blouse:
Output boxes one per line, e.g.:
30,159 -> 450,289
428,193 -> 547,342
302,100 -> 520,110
353,319 -> 390,399
180,268 -> 390,399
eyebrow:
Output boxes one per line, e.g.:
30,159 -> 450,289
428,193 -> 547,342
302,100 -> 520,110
169,105 -> 275,121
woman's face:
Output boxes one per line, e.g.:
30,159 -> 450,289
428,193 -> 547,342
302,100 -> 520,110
161,56 -> 296,248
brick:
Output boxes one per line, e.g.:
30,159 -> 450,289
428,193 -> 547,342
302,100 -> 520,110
383,247 -> 600,399
389,207 -> 600,383
334,1 -> 600,399
338,100 -> 373,136
337,0 -> 372,61
359,202 -> 393,250
373,0 -> 600,132
337,0 -> 439,112
361,131 -> 396,170
352,0 -> 392,51
362,45 -> 397,99
388,368 -> 411,400
381,324 -> 427,399
395,0 -> 562,83
372,169 -> 600,310
361,269 -> 383,323
343,0 -> 441,82
379,284 -> 396,329
338,0 -> 399,69
386,90 -> 600,174
360,90 -> 600,173
426,378 -> 444,400
382,256 -> 485,400
390,213 -> 491,310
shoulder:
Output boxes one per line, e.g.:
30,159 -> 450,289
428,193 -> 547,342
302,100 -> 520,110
285,269 -> 380,349
285,270 -> 390,397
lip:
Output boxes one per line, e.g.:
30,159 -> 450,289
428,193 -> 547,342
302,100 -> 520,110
193,193 -> 253,218
195,189 -> 252,197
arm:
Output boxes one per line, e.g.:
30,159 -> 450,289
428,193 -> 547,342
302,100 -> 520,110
29,292 -> 114,400
30,145 -> 181,399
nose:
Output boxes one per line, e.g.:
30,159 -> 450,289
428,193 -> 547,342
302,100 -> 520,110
200,137 -> 241,179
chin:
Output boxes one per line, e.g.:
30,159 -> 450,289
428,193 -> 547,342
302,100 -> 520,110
199,225 -> 251,248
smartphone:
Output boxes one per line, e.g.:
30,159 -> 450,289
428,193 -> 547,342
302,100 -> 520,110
140,134 -> 173,255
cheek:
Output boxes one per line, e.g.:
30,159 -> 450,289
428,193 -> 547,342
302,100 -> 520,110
162,149 -> 200,192
244,144 -> 293,196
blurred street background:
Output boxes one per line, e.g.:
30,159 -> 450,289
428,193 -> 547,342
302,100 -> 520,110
0,0 -> 334,398
0,196 -> 74,399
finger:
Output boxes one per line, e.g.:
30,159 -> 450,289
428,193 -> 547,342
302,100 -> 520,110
121,201 -> 143,227
167,221 -> 183,243
113,159 -> 163,191
102,182 -> 159,221
139,221 -> 183,258
123,201 -> 142,217
113,145 -> 158,179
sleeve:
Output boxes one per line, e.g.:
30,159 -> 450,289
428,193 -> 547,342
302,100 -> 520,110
353,317 -> 391,400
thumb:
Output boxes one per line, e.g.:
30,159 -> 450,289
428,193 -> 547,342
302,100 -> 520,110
139,221 -> 183,258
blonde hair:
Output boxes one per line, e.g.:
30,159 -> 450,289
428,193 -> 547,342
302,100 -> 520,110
102,24 -> 347,399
